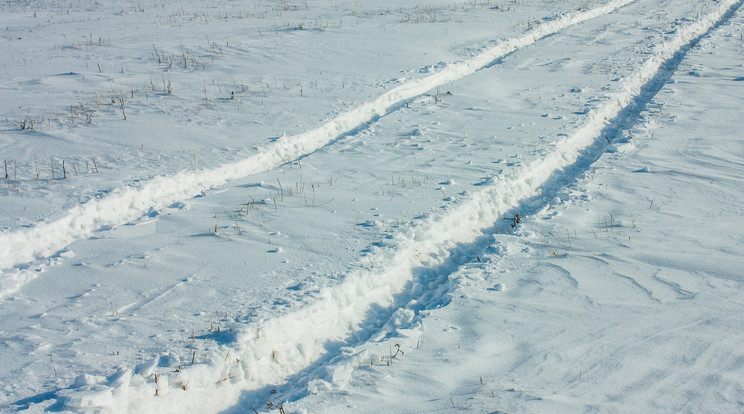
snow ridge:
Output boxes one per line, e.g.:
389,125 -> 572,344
0,0 -> 636,273
55,0 -> 742,412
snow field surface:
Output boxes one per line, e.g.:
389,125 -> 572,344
1,0 -> 743,412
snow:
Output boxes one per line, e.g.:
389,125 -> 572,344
1,0 -> 743,412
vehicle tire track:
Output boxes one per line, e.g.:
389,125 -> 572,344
0,0 -> 636,273
52,0 -> 742,411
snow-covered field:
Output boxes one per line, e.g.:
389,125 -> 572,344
1,0 -> 742,412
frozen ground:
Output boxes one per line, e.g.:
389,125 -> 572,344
1,0 -> 742,412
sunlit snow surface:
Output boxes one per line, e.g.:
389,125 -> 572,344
1,0 -> 742,412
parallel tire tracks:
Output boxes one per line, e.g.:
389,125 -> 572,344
0,0 -> 637,272
53,0 -> 743,412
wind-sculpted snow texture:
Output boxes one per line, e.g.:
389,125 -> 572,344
1,0 -> 743,412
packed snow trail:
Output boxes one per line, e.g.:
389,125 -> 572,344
0,0 -> 636,272
54,1 -> 743,411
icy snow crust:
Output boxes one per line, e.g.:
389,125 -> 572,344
1,0 -> 743,412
